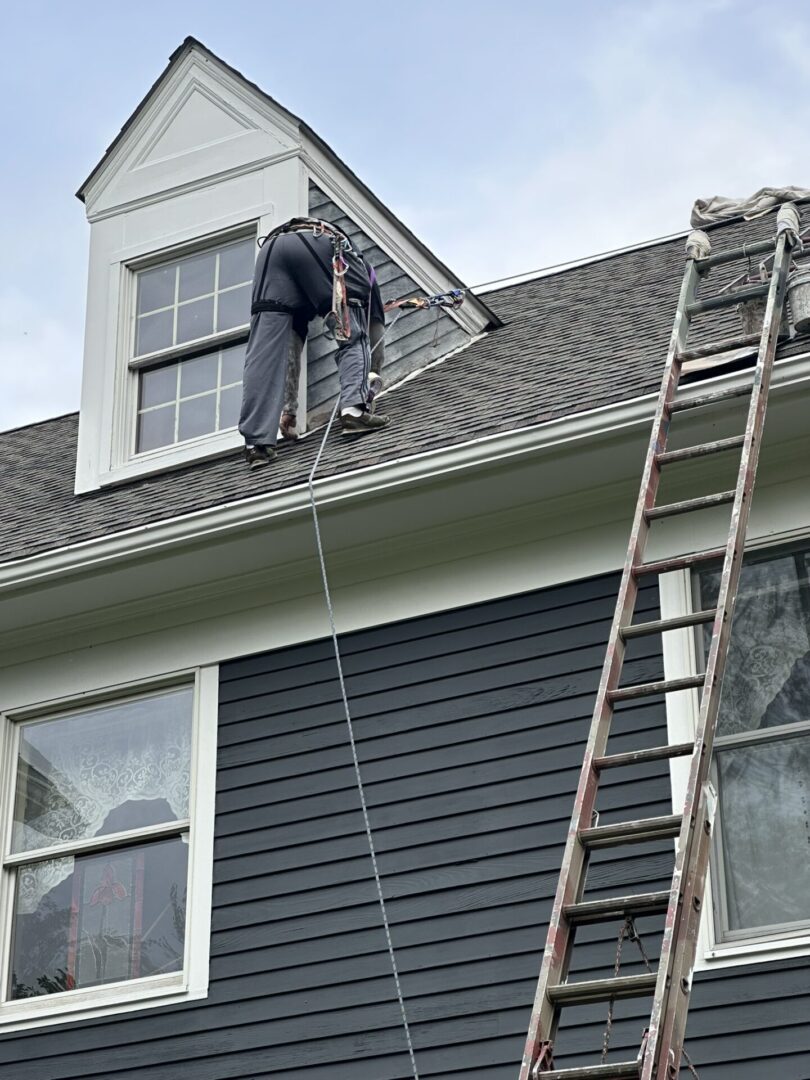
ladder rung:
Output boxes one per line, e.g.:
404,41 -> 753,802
645,490 -> 736,521
694,236 -> 776,271
564,890 -> 671,926
677,332 -> 760,362
579,814 -> 683,849
669,382 -> 752,413
655,436 -> 745,466
532,1061 -> 640,1080
593,741 -> 694,771
548,972 -> 658,1006
608,674 -> 705,702
621,608 -> 717,639
686,281 -> 768,317
633,547 -> 726,577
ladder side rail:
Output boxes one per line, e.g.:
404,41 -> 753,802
518,256 -> 701,1080
640,231 -> 793,1080
655,783 -> 717,1080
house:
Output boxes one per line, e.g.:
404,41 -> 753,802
0,35 -> 809,1080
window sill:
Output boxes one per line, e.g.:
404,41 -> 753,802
84,428 -> 244,492
698,932 -> 810,970
0,973 -> 206,1032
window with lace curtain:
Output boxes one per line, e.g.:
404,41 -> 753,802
696,542 -> 810,945
2,686 -> 194,1001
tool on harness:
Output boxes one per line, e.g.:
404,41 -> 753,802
384,288 -> 465,312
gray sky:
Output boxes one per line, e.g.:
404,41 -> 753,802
4,0 -> 810,431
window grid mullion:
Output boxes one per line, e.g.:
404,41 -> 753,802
171,265 -> 180,348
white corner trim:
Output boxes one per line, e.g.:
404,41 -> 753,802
659,567 -> 810,970
0,666 -> 218,1032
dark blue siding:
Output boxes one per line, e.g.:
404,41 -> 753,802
1,575 -> 809,1078
306,183 -> 470,419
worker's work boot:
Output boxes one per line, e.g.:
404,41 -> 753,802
340,411 -> 390,436
280,412 -> 298,441
244,444 -> 277,469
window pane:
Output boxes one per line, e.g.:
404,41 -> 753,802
700,553 -> 810,736
138,266 -> 175,315
137,404 -> 176,452
136,309 -> 174,356
219,385 -> 242,430
9,835 -> 188,999
180,354 -> 218,397
219,238 -> 254,290
140,364 -> 178,409
717,737 -> 810,932
220,343 -> 246,386
178,252 -> 216,303
12,687 -> 193,854
178,394 -> 216,441
216,284 -> 251,332
176,296 -> 214,345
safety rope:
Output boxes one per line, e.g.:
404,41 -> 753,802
307,311 -> 418,1080
601,916 -> 699,1078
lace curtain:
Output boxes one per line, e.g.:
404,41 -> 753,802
14,688 -> 192,914
700,552 -> 810,931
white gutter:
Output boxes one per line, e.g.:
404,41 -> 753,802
3,351 -> 810,593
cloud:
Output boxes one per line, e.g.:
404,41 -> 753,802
0,290 -> 82,432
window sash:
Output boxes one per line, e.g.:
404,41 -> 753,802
130,235 -> 254,365
128,325 -> 248,371
2,819 -> 191,869
709,742 -> 810,944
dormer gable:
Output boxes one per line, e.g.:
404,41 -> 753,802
74,38 -> 494,493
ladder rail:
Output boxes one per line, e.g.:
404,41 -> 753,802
518,255 -> 701,1080
641,228 -> 794,1080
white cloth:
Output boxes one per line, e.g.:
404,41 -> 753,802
690,186 -> 810,228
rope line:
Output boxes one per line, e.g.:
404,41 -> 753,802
307,317 -> 418,1080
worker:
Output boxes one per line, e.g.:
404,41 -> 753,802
238,217 -> 389,469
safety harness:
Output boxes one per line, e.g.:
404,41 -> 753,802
253,217 -> 360,342
252,217 -> 467,360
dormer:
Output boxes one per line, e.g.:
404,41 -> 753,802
74,38 -> 494,493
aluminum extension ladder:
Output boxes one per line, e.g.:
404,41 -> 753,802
519,203 -> 801,1080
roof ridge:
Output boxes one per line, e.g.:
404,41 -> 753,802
0,410 -> 78,439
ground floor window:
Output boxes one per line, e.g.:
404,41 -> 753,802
3,685 -> 194,1001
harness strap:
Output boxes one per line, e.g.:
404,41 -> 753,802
250,298 -> 296,316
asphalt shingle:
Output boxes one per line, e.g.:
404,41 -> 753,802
2,210 -> 806,566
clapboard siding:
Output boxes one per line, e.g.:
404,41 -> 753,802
306,183 -> 470,417
2,576 -> 810,1078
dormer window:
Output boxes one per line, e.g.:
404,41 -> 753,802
131,234 -> 254,454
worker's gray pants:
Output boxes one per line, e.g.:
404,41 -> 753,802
238,308 -> 372,447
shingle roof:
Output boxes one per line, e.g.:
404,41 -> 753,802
2,209 -> 807,567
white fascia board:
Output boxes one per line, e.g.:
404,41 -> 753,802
6,350 -> 810,595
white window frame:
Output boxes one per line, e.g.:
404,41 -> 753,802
120,225 -> 257,467
0,666 -> 218,1032
660,553 -> 810,970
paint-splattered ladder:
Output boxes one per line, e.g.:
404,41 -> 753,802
519,205 -> 801,1080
